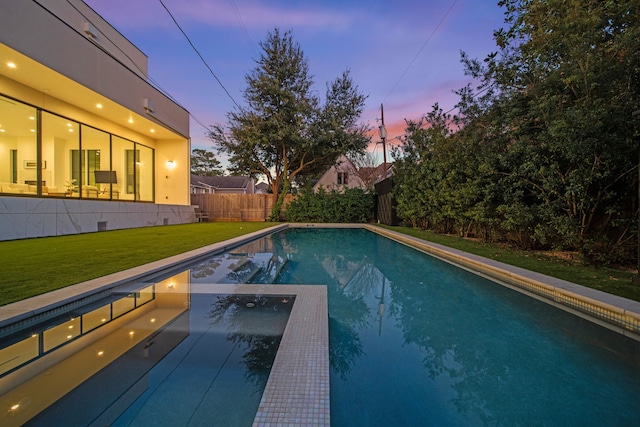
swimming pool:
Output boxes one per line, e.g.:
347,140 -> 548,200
0,272 -> 296,427
1,224 -> 639,426
187,227 -> 640,426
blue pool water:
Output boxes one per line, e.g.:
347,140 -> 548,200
0,290 -> 292,427
192,227 -> 640,426
111,294 -> 292,427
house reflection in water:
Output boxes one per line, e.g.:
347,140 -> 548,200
0,271 -> 191,427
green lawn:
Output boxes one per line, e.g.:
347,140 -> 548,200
0,222 -> 277,306
1,222 -> 638,307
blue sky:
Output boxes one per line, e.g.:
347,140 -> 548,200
83,0 -> 505,164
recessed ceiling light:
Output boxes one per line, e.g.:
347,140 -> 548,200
7,62 -> 16,69
128,117 -> 134,123
96,103 -> 103,109
150,128 -> 156,133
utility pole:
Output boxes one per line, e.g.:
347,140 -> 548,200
379,103 -> 388,178
633,109 -> 640,285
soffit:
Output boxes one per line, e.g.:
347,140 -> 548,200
0,43 -> 180,141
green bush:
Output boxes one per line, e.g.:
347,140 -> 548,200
285,187 -> 375,223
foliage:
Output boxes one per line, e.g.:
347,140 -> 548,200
209,28 -> 370,221
392,0 -> 640,266
191,148 -> 224,176
285,186 -> 375,223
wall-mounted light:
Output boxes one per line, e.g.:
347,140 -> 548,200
166,160 -> 176,170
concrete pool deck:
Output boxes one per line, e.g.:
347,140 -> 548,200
1,223 -> 640,427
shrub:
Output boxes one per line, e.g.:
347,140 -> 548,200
285,187 -> 375,223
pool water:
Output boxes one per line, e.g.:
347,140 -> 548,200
200,228 -> 640,426
111,293 -> 292,427
0,289 -> 292,427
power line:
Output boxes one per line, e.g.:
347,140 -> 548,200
158,0 -> 242,111
229,0 -> 258,57
62,0 -> 213,134
382,0 -> 459,104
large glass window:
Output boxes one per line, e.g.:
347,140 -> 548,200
113,136 -> 135,201
0,94 -> 38,194
42,111 -> 79,196
138,143 -> 154,202
0,94 -> 154,202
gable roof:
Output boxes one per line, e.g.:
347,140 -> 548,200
191,174 -> 251,190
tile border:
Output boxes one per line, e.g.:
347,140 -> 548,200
189,284 -> 330,427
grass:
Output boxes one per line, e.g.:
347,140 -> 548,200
1,222 -> 638,307
0,222 -> 277,306
380,225 -> 640,302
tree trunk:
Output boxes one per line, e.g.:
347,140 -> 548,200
269,179 -> 290,221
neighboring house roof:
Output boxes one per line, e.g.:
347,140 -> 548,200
312,155 -> 392,192
255,182 -> 269,194
190,175 -> 255,193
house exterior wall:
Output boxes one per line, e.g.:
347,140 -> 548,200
0,0 -> 193,240
312,156 -> 365,193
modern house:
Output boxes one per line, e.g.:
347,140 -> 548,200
0,0 -> 194,241
190,175 -> 256,194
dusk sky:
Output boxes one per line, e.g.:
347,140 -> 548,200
83,0 -> 506,165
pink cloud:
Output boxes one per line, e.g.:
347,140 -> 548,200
86,0 -> 351,32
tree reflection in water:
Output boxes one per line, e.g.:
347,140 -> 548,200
205,294 -> 294,393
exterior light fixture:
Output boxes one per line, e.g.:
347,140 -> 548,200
166,160 -> 176,170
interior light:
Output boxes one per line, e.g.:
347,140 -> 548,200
150,318 -> 156,323
7,62 -> 16,69
0,129 -> 5,133
30,129 -> 35,133
101,318 -> 107,323
29,116 -> 35,121
96,103 -> 103,109
68,129 -> 74,132
150,128 -> 156,133
66,335 -> 73,339
68,325 -> 74,329
10,404 -> 19,411
129,331 -> 135,336
128,117 -> 134,123
97,350 -> 104,356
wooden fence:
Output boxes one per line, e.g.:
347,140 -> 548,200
191,193 -> 293,222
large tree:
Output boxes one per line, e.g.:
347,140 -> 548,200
190,148 -> 223,176
209,28 -> 369,220
392,0 -> 639,264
